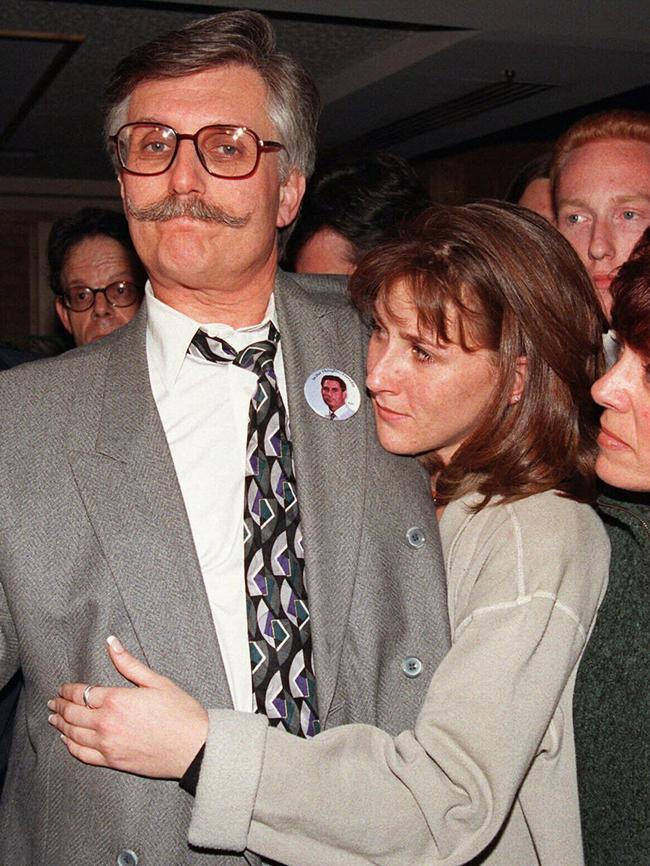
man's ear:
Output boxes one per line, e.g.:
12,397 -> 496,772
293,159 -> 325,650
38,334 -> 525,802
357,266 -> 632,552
117,170 -> 126,206
54,297 -> 73,336
509,356 -> 528,405
277,168 -> 305,229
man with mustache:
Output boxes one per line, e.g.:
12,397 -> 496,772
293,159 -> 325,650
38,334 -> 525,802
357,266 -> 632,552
0,11 -> 448,866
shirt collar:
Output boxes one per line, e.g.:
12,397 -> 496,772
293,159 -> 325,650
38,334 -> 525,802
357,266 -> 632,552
145,281 -> 278,389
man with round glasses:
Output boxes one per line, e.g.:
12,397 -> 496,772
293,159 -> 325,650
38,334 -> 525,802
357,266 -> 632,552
0,11 -> 447,865
48,207 -> 146,346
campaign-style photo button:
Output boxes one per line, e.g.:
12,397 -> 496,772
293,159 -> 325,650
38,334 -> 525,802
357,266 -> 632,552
304,368 -> 361,421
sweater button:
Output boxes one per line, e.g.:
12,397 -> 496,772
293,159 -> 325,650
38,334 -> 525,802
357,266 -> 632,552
406,526 -> 425,548
402,657 -> 423,678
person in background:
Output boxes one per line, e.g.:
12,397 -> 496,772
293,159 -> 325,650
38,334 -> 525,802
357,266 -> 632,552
50,202 -> 610,866
504,152 -> 553,221
552,109 -> 650,324
48,207 -> 146,346
573,225 -> 650,866
283,150 -> 430,275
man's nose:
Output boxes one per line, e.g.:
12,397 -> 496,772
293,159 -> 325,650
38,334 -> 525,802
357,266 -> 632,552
92,290 -> 113,317
588,219 -> 615,262
167,139 -> 207,195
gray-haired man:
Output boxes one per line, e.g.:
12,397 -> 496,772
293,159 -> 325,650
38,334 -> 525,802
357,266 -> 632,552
0,12 -> 448,865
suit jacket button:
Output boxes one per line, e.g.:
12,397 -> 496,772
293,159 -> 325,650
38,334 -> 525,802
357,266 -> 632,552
402,656 -> 423,678
116,851 -> 138,866
406,526 -> 425,548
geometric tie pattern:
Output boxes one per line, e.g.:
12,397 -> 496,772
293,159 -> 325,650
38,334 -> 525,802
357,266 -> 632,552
190,324 -> 320,738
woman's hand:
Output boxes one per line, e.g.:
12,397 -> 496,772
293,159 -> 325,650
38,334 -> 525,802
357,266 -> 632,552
48,636 -> 208,779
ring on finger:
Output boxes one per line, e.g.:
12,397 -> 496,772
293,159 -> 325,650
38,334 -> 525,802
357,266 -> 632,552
82,684 -> 99,709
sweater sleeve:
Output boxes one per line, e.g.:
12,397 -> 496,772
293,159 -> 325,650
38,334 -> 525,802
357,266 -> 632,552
189,495 -> 609,866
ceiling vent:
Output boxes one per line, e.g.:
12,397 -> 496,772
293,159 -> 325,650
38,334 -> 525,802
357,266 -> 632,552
352,79 -> 556,150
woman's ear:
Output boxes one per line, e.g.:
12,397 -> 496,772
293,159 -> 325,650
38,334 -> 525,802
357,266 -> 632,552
509,356 -> 527,405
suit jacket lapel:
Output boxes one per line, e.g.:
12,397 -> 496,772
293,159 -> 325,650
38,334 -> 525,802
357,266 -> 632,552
275,272 -> 368,720
66,309 -> 232,708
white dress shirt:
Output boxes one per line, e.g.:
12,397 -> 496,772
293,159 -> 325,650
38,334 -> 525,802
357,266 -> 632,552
602,329 -> 619,369
332,403 -> 355,420
145,284 -> 288,712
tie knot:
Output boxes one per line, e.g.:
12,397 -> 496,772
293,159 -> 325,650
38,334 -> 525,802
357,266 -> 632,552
190,323 -> 279,378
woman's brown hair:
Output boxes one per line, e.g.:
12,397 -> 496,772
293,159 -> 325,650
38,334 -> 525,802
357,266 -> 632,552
349,201 -> 605,506
611,226 -> 650,354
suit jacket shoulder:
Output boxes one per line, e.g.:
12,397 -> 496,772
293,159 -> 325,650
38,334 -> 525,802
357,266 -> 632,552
281,269 -> 349,299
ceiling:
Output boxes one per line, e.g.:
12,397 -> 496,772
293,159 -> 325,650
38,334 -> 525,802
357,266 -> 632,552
2,0 -> 650,182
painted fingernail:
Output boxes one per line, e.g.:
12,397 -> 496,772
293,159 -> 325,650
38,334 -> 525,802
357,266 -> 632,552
48,714 -> 55,724
47,700 -> 55,711
107,635 -> 124,652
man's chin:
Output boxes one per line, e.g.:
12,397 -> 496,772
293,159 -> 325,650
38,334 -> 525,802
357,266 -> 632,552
593,283 -> 613,322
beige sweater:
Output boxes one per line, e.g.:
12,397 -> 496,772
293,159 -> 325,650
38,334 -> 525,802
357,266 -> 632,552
189,489 -> 610,866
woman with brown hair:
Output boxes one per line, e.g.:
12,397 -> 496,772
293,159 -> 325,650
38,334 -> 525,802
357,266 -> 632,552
573,226 -> 650,866
48,202 -> 610,866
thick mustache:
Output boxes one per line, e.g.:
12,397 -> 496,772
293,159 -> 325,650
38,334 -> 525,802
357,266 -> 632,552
125,195 -> 251,227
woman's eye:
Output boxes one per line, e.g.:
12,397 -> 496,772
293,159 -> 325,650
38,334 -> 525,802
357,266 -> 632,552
412,345 -> 433,363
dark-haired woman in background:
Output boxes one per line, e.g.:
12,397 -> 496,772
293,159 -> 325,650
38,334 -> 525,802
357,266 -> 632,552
49,203 -> 610,866
574,227 -> 650,866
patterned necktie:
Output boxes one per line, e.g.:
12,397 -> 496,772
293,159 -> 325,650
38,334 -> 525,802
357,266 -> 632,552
190,324 -> 320,738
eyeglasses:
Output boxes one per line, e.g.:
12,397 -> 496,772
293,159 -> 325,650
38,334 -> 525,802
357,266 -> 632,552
110,123 -> 286,179
61,281 -> 142,312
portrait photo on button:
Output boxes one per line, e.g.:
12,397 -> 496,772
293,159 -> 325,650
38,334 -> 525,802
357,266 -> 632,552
303,368 -> 360,420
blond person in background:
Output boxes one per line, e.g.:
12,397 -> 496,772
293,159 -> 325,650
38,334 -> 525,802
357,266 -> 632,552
552,109 -> 650,323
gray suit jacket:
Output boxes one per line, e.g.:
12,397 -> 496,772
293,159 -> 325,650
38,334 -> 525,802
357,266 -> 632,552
0,271 -> 449,865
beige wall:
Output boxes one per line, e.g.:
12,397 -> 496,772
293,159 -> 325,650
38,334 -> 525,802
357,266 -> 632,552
414,140 -> 551,205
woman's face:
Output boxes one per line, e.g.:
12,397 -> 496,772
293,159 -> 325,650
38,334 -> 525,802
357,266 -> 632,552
591,341 -> 650,490
366,281 -> 498,464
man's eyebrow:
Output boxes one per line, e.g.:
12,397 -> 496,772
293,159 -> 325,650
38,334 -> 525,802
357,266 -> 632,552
611,193 -> 650,205
555,197 -> 591,210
